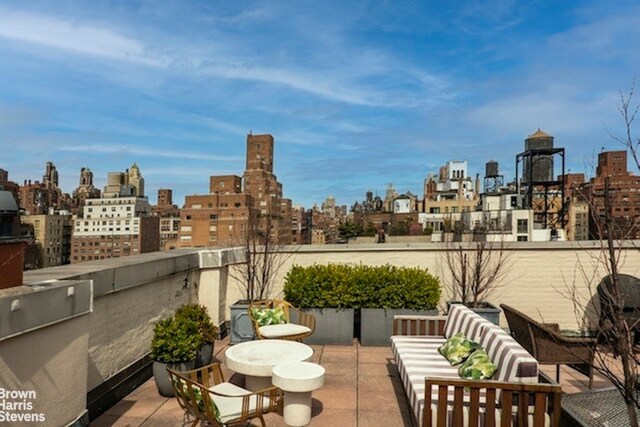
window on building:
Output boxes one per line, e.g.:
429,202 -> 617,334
517,219 -> 528,234
209,214 -> 218,220
517,235 -> 528,242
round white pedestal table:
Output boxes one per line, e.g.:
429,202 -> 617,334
225,339 -> 313,391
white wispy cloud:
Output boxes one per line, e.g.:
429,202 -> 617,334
57,144 -> 242,162
0,7 -> 160,65
0,6 -> 452,108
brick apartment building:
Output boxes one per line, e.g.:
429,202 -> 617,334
178,134 -> 292,247
579,150 -> 640,239
19,161 -> 64,214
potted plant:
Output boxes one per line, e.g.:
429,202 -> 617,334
283,263 -> 441,345
175,304 -> 219,367
284,263 -> 356,345
150,314 -> 202,397
357,264 -> 441,346
441,237 -> 512,324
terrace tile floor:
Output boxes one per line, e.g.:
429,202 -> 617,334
91,337 -> 614,427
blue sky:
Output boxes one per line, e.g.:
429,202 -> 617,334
1,1 -> 639,208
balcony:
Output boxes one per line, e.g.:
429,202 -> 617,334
2,242 -> 638,426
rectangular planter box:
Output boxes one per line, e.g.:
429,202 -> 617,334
360,308 -> 439,346
295,308 -> 354,345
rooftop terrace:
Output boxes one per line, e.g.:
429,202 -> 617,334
1,242 -> 638,426
91,336 -> 610,427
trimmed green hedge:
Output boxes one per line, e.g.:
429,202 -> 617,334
283,263 -> 441,310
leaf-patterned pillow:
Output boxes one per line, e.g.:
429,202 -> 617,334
458,348 -> 497,380
173,377 -> 221,423
438,332 -> 479,365
251,307 -> 287,326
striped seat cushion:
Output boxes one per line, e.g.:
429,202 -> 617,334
392,335 -> 488,424
443,304 -> 490,342
478,324 -> 538,384
425,402 -> 551,427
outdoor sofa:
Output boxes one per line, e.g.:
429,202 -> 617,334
391,304 -> 562,427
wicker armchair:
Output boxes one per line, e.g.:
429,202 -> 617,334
501,304 -> 596,388
597,274 -> 640,346
248,299 -> 316,342
167,363 -> 282,427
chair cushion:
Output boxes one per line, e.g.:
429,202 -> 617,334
392,335 -> 462,423
208,382 -> 272,424
458,348 -> 497,380
438,332 -> 479,365
251,307 -> 287,326
259,323 -> 311,338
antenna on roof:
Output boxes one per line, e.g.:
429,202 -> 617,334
249,130 -> 253,136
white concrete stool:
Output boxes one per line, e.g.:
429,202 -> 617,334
272,361 -> 325,427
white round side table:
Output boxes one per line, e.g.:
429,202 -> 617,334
272,361 -> 325,427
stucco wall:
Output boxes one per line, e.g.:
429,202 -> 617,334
87,271 -> 197,389
0,315 -> 89,427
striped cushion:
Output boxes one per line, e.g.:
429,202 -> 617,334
392,336 -> 489,424
478,324 -> 538,384
426,402 -> 551,427
443,304 -> 490,342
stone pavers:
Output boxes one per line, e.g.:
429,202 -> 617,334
91,337 -> 608,426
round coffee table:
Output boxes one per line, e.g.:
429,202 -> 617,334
272,362 -> 325,426
225,339 -> 314,391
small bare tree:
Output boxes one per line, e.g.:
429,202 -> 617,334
229,205 -> 294,302
561,81 -> 640,426
442,234 -> 512,308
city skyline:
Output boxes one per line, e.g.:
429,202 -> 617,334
1,1 -> 640,208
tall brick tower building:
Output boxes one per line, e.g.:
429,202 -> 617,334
179,133 -> 292,247
243,134 -> 292,243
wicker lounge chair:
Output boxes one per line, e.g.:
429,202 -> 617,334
248,299 -> 316,342
597,274 -> 640,346
167,363 -> 282,427
501,304 -> 596,388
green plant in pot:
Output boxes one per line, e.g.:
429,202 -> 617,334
175,304 -> 219,367
150,315 -> 203,397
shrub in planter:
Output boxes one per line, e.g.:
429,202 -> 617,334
150,315 -> 203,396
284,263 -> 441,345
284,263 -> 440,310
174,304 -> 219,367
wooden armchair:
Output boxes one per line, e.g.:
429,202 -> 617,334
501,304 -> 596,388
167,363 -> 282,427
248,299 -> 316,342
